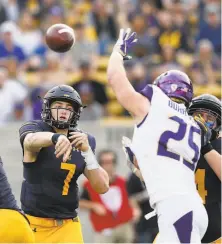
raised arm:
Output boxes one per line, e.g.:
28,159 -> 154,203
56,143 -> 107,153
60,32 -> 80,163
107,28 -> 150,122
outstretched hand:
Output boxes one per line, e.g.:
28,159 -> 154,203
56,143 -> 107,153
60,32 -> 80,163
113,28 -> 138,60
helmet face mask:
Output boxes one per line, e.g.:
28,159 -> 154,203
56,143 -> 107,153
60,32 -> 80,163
41,85 -> 83,129
188,94 -> 221,139
193,109 -> 218,129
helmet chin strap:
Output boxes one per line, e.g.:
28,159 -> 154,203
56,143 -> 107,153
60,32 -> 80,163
51,116 -> 71,130
52,120 -> 70,130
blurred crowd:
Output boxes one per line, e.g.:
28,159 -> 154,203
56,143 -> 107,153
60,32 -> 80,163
0,0 -> 221,125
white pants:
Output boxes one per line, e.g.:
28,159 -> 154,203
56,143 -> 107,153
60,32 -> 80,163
155,194 -> 208,244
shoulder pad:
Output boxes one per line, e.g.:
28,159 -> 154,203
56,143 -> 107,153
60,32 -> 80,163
19,120 -> 42,135
36,121 -> 54,132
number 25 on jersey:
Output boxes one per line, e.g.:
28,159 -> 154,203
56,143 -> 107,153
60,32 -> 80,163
157,116 -> 201,170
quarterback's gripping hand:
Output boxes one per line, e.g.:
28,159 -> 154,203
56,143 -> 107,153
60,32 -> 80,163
122,136 -> 137,173
69,132 -> 89,152
55,135 -> 72,162
113,28 -> 138,60
194,114 -> 213,155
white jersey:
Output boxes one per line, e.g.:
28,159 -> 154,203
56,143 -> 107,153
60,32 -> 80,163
131,85 -> 202,208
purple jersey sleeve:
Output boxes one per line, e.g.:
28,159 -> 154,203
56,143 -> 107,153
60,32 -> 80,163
140,85 -> 153,102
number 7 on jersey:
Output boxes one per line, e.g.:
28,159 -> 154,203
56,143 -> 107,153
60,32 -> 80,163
61,163 -> 76,195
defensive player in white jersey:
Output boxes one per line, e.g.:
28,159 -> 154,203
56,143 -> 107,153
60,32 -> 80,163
107,28 -> 208,243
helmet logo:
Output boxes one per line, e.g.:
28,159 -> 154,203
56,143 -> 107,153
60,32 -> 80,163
171,84 -> 177,92
63,94 -> 70,97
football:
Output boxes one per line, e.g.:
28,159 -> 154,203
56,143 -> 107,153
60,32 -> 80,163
45,24 -> 75,53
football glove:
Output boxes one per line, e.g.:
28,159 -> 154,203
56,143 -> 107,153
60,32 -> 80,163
122,136 -> 137,173
113,28 -> 138,61
194,114 -> 213,155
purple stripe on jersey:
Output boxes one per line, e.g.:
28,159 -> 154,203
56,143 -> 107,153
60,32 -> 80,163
183,159 -> 195,171
136,85 -> 153,128
173,211 -> 193,243
140,85 -> 153,102
137,113 -> 148,128
125,147 -> 134,162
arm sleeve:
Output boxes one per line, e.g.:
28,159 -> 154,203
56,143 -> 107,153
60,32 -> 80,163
19,121 -> 43,148
139,85 -> 154,103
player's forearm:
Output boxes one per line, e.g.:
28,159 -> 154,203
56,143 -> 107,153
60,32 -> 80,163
107,51 -> 126,81
204,150 -> 221,181
24,132 -> 54,151
82,147 -> 109,193
107,51 -> 135,107
85,167 -> 109,194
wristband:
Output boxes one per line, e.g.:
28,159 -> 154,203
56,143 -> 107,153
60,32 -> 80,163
81,147 -> 99,170
51,133 -> 62,145
201,142 -> 213,155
